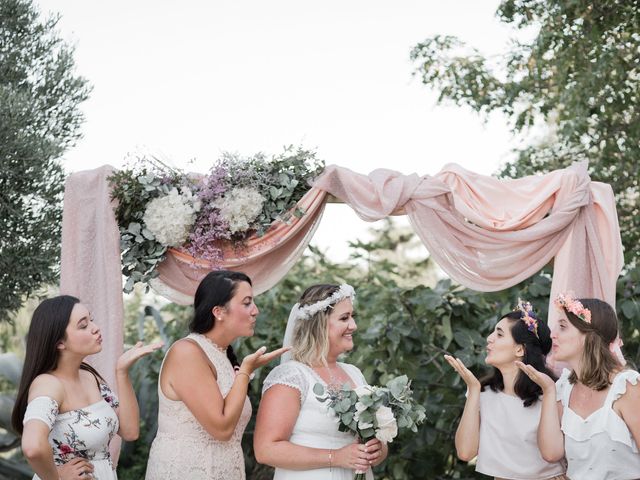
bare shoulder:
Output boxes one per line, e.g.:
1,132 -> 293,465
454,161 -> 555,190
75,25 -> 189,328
165,338 -> 215,373
167,338 -> 207,361
28,373 -> 65,403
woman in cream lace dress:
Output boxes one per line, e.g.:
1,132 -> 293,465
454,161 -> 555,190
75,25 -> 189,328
254,283 -> 388,479
145,270 -> 288,479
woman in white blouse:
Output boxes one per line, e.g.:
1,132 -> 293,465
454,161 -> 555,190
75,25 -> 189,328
253,283 -> 388,479
519,295 -> 640,480
446,300 -> 566,480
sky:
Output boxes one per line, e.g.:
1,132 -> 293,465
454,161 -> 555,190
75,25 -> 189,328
37,0 -> 517,261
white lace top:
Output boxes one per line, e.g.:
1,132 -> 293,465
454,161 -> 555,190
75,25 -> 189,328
262,361 -> 374,480
145,334 -> 252,480
557,368 -> 640,480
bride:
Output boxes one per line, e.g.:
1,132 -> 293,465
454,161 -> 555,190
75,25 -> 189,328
254,283 -> 388,479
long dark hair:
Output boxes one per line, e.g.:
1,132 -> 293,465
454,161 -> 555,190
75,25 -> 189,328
11,295 -> 104,435
481,311 -> 556,407
561,298 -> 622,390
190,270 -> 253,369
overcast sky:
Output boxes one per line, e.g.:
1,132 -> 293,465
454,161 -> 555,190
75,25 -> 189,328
37,0 -> 518,261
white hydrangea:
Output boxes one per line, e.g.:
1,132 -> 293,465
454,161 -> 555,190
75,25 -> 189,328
143,187 -> 201,247
214,187 -> 265,234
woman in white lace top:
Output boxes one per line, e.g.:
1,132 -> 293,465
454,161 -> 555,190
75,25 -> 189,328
254,283 -> 388,479
519,295 -> 640,480
145,270 -> 288,480
11,295 -> 162,480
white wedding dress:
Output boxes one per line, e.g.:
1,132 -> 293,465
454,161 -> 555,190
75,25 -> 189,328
262,360 -> 374,480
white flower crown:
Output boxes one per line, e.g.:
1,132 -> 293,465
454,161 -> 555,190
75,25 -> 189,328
295,284 -> 356,321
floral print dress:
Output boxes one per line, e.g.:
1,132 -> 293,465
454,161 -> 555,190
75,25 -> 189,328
23,382 -> 120,480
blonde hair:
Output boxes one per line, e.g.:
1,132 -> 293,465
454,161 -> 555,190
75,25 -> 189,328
291,284 -> 341,366
563,298 -> 623,390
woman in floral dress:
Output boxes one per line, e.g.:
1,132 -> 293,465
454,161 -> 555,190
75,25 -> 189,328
11,295 -> 162,480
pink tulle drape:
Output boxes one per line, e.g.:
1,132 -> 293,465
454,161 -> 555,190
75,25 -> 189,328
60,165 -> 123,461
313,161 -> 624,362
59,161 -> 624,404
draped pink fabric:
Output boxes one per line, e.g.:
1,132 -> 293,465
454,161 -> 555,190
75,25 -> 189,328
153,188 -> 327,304
60,165 -> 124,461
313,162 -> 624,360
59,161 -> 624,395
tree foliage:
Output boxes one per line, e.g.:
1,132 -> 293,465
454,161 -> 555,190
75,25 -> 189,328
0,0 -> 90,322
411,0 -> 640,265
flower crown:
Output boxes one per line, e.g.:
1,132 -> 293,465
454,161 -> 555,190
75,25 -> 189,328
514,298 -> 539,338
295,284 -> 356,321
554,292 -> 591,323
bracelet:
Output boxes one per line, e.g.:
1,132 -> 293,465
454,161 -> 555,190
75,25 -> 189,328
328,449 -> 333,471
236,371 -> 251,381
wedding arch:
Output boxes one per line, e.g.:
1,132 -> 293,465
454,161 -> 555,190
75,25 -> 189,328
59,160 -> 623,389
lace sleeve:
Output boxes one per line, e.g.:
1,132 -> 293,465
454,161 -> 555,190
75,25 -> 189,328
99,382 -> 120,409
23,396 -> 59,430
262,362 -> 309,403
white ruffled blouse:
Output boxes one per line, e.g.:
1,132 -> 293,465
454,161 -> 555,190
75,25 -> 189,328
557,368 -> 640,480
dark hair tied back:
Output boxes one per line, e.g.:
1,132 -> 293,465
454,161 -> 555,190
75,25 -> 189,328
481,311 -> 556,407
190,270 -> 252,369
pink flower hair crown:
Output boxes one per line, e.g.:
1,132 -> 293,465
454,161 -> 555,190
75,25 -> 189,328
514,299 -> 539,338
554,293 -> 592,323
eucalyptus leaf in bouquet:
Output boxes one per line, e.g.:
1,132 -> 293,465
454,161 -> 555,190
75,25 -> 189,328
314,375 -> 426,479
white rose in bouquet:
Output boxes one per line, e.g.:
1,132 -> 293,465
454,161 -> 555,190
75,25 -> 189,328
143,188 -> 200,246
374,405 -> 398,443
354,401 -> 373,429
354,385 -> 373,398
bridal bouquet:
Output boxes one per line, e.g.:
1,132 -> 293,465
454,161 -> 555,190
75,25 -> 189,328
314,375 -> 426,479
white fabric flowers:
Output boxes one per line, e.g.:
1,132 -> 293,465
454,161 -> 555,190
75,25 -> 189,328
295,284 -> 356,321
374,406 -> 398,443
143,188 -> 201,247
214,187 -> 265,234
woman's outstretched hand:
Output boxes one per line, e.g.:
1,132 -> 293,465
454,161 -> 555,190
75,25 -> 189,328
116,341 -> 164,373
444,354 -> 481,392
515,361 -> 556,393
240,346 -> 292,375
